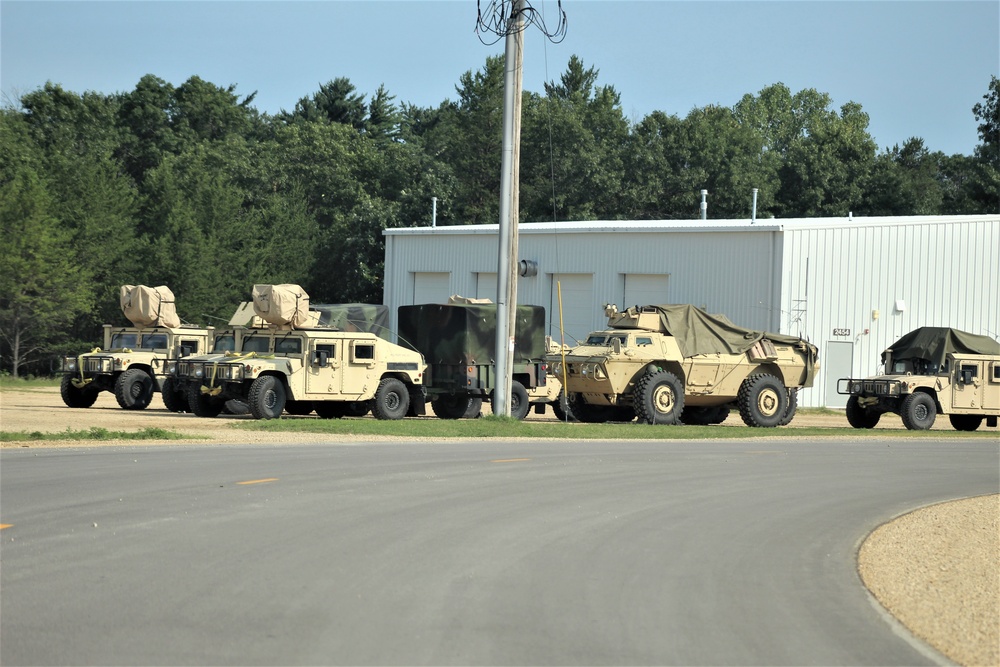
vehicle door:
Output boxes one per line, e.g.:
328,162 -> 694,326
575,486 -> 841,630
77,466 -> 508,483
341,338 -> 377,399
951,355 -> 984,411
306,339 -> 341,396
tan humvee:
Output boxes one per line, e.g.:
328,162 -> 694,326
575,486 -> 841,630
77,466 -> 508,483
552,304 -> 819,427
839,327 -> 1000,431
173,285 -> 425,420
59,285 -> 213,412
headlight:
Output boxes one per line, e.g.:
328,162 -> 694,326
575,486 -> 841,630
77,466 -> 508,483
550,362 -> 562,375
194,367 -> 204,379
63,357 -> 77,372
165,361 -> 177,375
851,381 -> 862,393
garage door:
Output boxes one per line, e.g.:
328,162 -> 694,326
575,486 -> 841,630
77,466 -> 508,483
412,272 -> 450,305
476,272 -> 497,301
622,273 -> 670,309
549,274 -> 594,346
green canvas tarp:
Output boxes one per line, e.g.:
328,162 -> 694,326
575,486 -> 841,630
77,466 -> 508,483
881,327 -> 1000,367
649,304 -> 808,357
398,303 -> 547,365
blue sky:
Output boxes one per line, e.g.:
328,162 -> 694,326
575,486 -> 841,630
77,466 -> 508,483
2,1 -> 997,156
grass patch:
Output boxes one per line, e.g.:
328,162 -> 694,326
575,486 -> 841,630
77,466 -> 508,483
233,414 -> 997,440
0,375 -> 61,391
0,426 -> 201,442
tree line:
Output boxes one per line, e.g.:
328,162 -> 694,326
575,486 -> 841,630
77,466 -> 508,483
1,55 -> 997,376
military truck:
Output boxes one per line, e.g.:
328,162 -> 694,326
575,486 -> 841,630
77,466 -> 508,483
553,304 -> 819,427
396,299 -> 553,420
838,327 -> 1000,431
173,285 -> 424,420
59,285 -> 213,412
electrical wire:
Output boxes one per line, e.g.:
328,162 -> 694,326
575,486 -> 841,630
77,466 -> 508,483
475,0 -> 568,45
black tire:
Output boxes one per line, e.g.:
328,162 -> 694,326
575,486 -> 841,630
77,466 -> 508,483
431,394 -> 476,419
707,406 -> 731,424
609,405 -> 636,423
570,395 -> 611,424
345,401 -> 372,417
634,370 -> 684,425
186,383 -> 225,418
222,400 -> 250,415
60,374 -> 99,408
551,391 -> 577,422
315,402 -> 349,419
949,414 -> 983,432
680,406 -> 726,426
160,376 -> 188,413
737,373 -> 788,428
114,368 -> 155,410
373,377 -> 409,420
845,395 -> 881,429
284,400 -> 314,416
900,392 -> 936,430
489,381 -> 530,420
777,388 -> 798,426
248,375 -> 286,420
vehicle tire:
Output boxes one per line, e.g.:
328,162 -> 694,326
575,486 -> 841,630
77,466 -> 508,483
490,381 -> 530,420
222,400 -> 250,415
777,388 -> 798,426
570,395 -> 611,423
60,374 -> 99,408
845,395 -> 881,429
680,406 -> 716,425
551,391 -> 577,422
737,373 -> 788,428
114,368 -> 155,410
284,400 -> 314,416
315,402 -> 349,419
900,392 -> 936,430
634,370 -> 684,425
431,394 -> 474,419
949,414 -> 983,432
160,376 -> 188,413
248,375 -> 286,420
373,377 -> 409,420
345,401 -> 372,417
707,406 -> 731,424
186,384 -> 225,418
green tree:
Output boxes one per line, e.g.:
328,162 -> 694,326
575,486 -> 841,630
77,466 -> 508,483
969,76 -> 1000,211
0,168 -> 93,376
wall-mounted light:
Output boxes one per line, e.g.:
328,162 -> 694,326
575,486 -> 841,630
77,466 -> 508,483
894,299 -> 906,313
519,260 -> 538,277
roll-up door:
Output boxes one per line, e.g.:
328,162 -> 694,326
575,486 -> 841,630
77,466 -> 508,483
412,272 -> 450,305
549,274 -> 594,346
622,273 -> 670,309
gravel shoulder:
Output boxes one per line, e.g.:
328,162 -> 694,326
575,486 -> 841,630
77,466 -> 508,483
2,387 -> 998,666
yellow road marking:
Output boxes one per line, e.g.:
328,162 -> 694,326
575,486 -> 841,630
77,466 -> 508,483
491,458 -> 532,463
0,524 -> 12,530
237,478 -> 278,485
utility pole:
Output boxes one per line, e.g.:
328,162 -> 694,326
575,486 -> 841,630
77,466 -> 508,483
493,0 -> 524,416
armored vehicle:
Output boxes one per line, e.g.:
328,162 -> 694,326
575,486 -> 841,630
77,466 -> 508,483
839,327 -> 1000,431
397,299 -> 553,420
173,285 -> 424,420
553,304 -> 819,427
59,285 -> 213,411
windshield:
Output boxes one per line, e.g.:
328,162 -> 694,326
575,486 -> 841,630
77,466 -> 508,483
213,333 -> 236,353
110,332 -> 138,349
140,333 -> 167,350
242,334 -> 271,354
584,333 -> 628,346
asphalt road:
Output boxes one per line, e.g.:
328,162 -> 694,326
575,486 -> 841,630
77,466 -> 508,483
2,438 -> 996,666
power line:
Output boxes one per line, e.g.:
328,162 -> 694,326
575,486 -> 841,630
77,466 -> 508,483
475,0 -> 568,45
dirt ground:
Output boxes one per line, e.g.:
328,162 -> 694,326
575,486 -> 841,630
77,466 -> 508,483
2,387 -> 998,666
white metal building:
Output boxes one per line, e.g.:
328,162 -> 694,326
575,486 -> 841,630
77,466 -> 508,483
383,214 -> 1000,408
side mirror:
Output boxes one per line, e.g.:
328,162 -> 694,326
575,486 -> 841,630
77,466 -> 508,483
612,338 -> 622,354
313,350 -> 329,367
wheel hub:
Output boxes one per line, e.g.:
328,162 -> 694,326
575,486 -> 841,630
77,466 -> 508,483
757,389 -> 779,417
652,385 -> 675,413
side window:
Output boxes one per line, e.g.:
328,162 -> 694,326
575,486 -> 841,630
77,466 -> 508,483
353,342 -> 375,361
636,336 -> 653,347
959,364 -> 978,385
179,339 -> 199,356
992,363 -> 1000,382
313,343 -> 335,367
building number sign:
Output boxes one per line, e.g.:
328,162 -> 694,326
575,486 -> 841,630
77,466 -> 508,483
832,328 -> 850,337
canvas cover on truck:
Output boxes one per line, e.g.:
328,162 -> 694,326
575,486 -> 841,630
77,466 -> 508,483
881,327 -> 1000,367
398,303 -> 546,364
252,284 -> 310,327
120,285 -> 180,328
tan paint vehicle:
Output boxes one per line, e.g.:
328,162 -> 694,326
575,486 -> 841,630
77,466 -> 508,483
839,327 -> 1000,431
172,285 -> 425,420
59,285 -> 213,412
552,304 -> 819,427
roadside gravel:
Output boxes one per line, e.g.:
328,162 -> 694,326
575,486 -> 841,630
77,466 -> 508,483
2,387 -> 998,666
